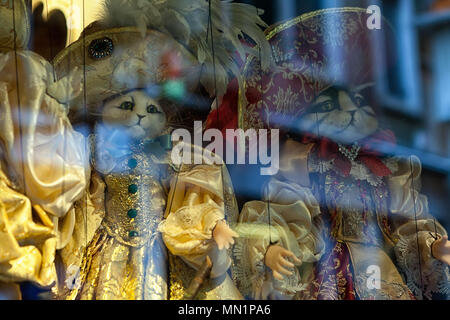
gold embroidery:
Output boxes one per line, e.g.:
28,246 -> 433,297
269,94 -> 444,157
101,149 -> 166,247
265,8 -> 368,41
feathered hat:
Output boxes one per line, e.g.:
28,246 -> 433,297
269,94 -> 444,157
0,0 -> 29,51
52,0 -> 272,121
239,7 -> 394,131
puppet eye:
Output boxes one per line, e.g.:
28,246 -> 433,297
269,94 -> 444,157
147,105 -> 160,114
118,101 -> 134,111
318,100 -> 335,112
354,94 -> 365,107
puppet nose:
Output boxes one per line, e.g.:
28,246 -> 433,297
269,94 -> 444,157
339,92 -> 358,112
137,114 -> 146,125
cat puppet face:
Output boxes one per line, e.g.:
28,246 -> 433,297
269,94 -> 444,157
101,90 -> 167,140
295,86 -> 379,144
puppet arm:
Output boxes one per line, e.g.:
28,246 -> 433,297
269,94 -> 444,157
159,144 -> 238,280
236,178 -> 324,300
234,140 -> 324,300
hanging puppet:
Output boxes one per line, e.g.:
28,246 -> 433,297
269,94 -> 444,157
48,0 -> 271,300
232,8 -> 450,300
0,0 -> 88,299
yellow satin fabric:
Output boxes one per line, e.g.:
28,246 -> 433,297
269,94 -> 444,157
159,143 -> 242,299
0,50 -> 88,219
56,169 -> 165,300
0,50 -> 88,297
0,176 -> 56,286
160,155 -> 242,300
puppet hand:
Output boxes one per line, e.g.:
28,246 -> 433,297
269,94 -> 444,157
212,220 -> 238,250
264,245 -> 302,280
432,235 -> 450,266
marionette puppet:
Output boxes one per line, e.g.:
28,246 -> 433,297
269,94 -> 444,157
233,8 -> 450,300
0,0 -> 88,299
49,0 -> 272,300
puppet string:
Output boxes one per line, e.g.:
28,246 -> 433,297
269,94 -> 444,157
207,0 -> 228,225
45,0 -> 56,81
12,0 -> 28,199
81,0 -> 89,293
409,156 -> 425,298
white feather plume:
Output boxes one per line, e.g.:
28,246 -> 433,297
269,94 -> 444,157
99,0 -> 272,97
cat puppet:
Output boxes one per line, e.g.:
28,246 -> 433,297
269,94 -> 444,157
48,0 -> 272,300
232,8 -> 450,300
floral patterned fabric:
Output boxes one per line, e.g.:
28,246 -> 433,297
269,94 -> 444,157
239,8 -> 393,131
298,241 -> 357,300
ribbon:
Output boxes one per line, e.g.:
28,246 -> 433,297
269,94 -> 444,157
302,130 -> 396,177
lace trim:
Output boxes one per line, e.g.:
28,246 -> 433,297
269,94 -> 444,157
232,238 -> 266,299
354,274 -> 413,300
274,273 -> 307,296
394,235 -> 450,300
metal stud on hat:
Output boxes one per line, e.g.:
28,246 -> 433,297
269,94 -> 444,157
88,37 -> 114,60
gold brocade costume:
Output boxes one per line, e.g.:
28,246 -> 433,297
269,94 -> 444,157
235,140 -> 449,300
57,136 -> 242,300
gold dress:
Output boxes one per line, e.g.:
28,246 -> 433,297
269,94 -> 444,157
57,131 -> 242,300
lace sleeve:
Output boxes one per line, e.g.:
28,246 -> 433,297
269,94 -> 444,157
394,230 -> 449,299
159,164 -> 230,279
234,177 -> 324,300
389,156 -> 449,299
